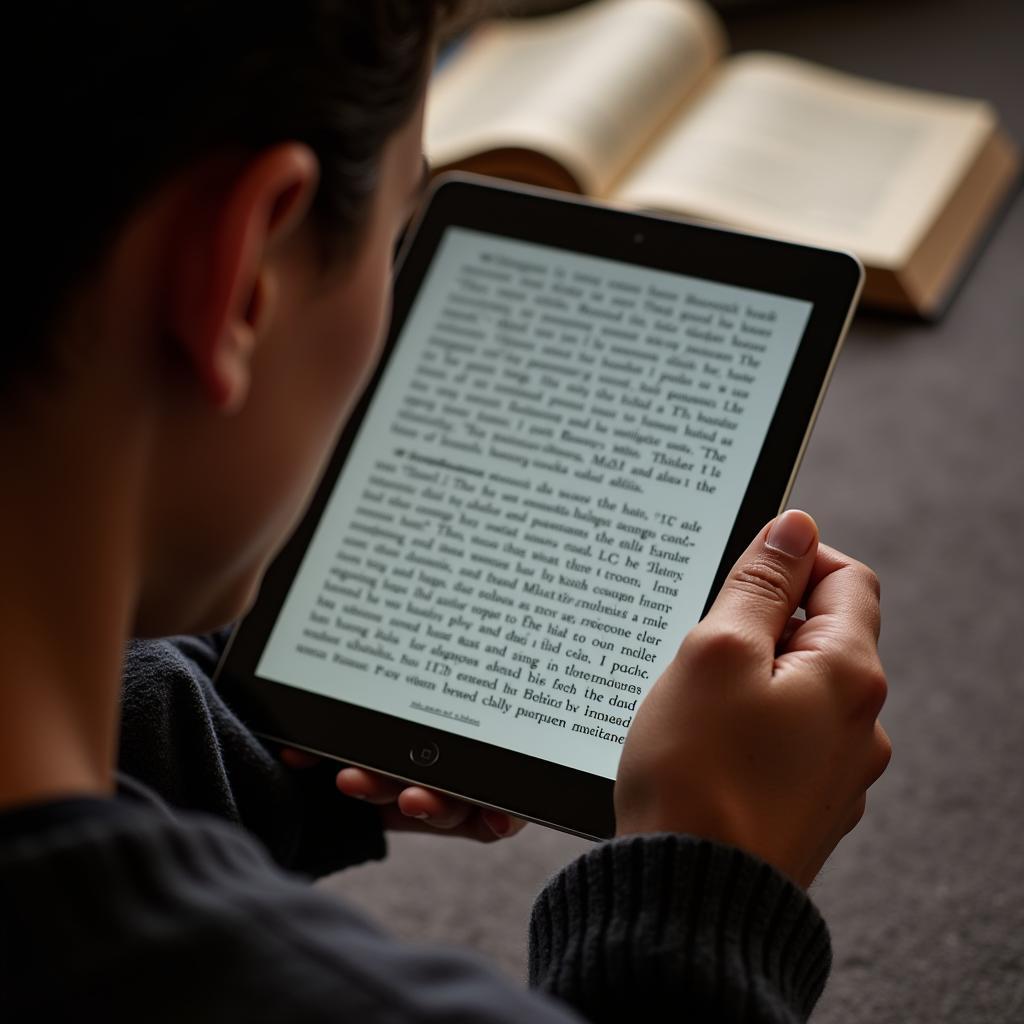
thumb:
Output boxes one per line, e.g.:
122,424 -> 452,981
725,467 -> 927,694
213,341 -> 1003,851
705,509 -> 819,652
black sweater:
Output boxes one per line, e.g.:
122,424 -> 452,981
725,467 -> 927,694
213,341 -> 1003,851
0,635 -> 832,1022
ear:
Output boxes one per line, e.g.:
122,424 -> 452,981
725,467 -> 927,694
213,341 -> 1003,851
168,143 -> 320,414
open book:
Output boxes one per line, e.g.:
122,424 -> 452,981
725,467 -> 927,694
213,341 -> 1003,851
426,0 -> 1020,316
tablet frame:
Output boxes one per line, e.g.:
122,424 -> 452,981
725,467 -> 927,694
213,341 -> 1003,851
215,173 -> 863,840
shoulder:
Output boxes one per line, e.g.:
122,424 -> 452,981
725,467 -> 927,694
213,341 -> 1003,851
122,631 -> 230,699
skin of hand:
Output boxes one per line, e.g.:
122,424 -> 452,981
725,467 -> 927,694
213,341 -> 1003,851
614,509 -> 892,889
279,748 -> 527,842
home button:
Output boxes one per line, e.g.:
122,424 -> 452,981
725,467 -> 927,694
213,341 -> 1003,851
409,741 -> 440,767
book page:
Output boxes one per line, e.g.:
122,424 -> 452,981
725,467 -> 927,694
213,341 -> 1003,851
257,227 -> 812,780
425,0 -> 725,196
614,53 -> 995,267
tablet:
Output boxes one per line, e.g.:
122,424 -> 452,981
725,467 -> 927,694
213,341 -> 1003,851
215,173 -> 863,840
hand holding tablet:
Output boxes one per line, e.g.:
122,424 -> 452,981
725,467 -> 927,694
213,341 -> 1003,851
616,509 -> 891,887
216,174 -> 865,839
279,746 -> 525,840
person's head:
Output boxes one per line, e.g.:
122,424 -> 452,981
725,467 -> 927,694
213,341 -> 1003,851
9,2 -> 458,635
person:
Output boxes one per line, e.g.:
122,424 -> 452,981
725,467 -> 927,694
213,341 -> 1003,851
0,2 -> 891,1021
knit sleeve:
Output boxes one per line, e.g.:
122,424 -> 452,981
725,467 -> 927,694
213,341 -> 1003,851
119,632 -> 386,876
529,833 -> 831,1023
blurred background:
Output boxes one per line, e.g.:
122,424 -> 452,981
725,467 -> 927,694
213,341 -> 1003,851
322,2 -> 1024,1021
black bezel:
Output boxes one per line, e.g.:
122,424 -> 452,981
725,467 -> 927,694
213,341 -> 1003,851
215,173 -> 862,841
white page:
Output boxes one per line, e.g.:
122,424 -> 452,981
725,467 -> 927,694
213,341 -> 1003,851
615,54 -> 992,267
426,0 -> 724,195
258,227 -> 811,779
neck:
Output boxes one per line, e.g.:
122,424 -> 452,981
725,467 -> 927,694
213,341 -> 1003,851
0,379 -> 149,811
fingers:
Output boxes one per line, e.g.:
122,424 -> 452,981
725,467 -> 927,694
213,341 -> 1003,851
335,766 -> 406,804
701,510 -> 820,655
336,768 -> 472,826
870,720 -> 893,785
279,747 -> 321,769
803,543 -> 882,652
456,810 -> 528,843
482,810 -> 527,839
780,544 -> 882,673
394,789 -> 524,838
380,805 -> 526,841
777,614 -> 804,652
336,767 -> 525,839
396,786 -> 474,829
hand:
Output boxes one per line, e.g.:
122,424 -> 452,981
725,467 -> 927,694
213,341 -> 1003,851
279,749 -> 527,843
614,509 -> 891,889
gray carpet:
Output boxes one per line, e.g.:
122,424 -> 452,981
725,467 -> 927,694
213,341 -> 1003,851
322,2 -> 1024,1020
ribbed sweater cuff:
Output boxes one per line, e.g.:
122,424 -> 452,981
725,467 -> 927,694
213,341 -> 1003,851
528,833 -> 831,1024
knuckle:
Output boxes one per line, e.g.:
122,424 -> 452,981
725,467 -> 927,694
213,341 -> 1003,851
867,601 -> 883,642
730,559 -> 792,608
682,624 -> 757,669
857,665 -> 889,718
826,648 -> 888,717
873,725 -> 893,780
818,645 -> 860,681
855,561 -> 882,601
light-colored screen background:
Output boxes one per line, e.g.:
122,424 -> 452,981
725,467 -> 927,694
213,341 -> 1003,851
258,227 -> 811,778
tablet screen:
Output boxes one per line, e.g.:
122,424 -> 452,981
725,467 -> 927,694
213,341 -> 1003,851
256,226 -> 812,779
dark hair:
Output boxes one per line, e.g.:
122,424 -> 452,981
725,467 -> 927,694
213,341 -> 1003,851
12,1 -> 458,389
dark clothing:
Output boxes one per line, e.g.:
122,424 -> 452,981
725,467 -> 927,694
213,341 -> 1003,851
118,632 -> 387,876
0,635 -> 831,1022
